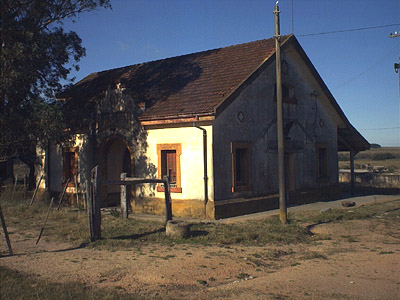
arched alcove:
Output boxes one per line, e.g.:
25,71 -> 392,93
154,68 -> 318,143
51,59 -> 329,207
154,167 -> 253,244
98,137 -> 133,207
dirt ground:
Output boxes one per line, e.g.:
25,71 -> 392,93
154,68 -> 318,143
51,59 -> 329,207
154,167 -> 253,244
1,210 -> 400,299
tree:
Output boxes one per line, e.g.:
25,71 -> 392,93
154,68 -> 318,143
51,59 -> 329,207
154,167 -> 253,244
0,0 -> 111,187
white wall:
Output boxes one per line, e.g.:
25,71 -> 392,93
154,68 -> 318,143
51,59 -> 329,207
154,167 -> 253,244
143,125 -> 214,201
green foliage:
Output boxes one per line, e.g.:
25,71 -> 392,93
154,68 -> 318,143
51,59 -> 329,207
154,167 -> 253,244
0,0 -> 111,160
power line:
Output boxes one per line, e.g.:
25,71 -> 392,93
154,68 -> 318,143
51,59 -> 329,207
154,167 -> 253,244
331,48 -> 398,90
298,23 -> 400,37
359,127 -> 400,131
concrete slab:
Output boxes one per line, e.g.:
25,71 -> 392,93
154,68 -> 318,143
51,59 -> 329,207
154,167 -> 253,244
216,194 -> 400,223
128,194 -> 399,224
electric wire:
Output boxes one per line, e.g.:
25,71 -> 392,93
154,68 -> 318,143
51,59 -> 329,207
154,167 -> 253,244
331,48 -> 399,90
298,23 -> 400,37
359,127 -> 400,131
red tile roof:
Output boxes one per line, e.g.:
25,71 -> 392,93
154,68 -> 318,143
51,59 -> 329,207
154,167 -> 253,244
63,35 -> 292,120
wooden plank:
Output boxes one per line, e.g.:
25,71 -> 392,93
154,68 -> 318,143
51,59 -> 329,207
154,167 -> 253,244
105,178 -> 164,185
11,175 -> 18,201
36,197 -> 54,245
29,174 -> 43,206
0,205 -> 13,255
57,178 -> 70,210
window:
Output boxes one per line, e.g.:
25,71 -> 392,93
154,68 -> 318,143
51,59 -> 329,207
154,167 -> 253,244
231,142 -> 252,192
161,150 -> 177,184
63,147 -> 78,186
157,144 -> 182,193
316,144 -> 328,180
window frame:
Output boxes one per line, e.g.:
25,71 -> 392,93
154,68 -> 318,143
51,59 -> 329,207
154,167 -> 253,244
315,143 -> 329,181
156,143 -> 182,193
231,141 -> 252,193
274,82 -> 297,105
62,147 -> 79,187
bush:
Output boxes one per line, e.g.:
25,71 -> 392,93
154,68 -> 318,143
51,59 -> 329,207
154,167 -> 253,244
372,153 -> 395,161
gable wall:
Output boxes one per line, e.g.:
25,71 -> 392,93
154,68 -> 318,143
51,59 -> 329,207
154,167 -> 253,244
213,45 -> 339,202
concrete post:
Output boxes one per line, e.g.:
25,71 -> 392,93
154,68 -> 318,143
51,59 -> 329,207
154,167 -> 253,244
274,2 -> 287,224
120,172 -> 128,219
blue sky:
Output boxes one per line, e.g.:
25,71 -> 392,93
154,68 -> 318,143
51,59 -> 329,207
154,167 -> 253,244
63,0 -> 400,147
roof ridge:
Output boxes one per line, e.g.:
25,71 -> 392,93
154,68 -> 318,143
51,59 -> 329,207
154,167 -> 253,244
82,34 -> 293,79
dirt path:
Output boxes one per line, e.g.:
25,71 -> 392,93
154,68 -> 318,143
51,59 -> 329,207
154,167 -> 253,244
1,217 -> 400,299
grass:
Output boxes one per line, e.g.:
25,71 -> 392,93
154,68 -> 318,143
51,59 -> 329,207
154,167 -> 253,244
1,190 -> 399,251
0,193 -> 314,250
0,266 -> 148,300
291,198 -> 400,225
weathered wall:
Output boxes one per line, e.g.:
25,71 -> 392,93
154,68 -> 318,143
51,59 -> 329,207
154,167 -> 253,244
213,43 -> 339,202
339,170 -> 400,188
38,134 -> 93,195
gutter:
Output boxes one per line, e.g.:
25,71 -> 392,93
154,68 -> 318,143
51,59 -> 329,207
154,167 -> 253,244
193,123 -> 208,218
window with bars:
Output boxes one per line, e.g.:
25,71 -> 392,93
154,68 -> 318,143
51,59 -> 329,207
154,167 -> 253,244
316,144 -> 329,180
231,141 -> 252,192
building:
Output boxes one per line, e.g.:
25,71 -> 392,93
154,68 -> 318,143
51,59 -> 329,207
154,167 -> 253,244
37,34 -> 369,219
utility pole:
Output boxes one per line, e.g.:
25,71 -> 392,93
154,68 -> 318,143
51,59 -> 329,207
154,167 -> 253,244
274,1 -> 287,224
390,31 -> 400,135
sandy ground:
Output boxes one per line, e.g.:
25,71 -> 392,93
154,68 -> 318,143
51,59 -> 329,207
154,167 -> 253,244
1,202 -> 400,299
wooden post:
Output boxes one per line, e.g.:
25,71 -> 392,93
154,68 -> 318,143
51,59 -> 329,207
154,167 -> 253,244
120,173 -> 128,219
87,180 -> 94,240
350,151 -> 355,195
29,174 -> 43,206
83,181 -> 88,211
57,178 -> 70,210
0,205 -> 13,256
36,197 -> 54,245
163,175 -> 172,222
11,175 -> 18,201
24,174 -> 28,199
90,166 -> 101,241
74,175 -> 79,208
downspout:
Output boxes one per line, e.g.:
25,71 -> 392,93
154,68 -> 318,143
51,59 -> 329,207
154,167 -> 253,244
193,123 -> 208,218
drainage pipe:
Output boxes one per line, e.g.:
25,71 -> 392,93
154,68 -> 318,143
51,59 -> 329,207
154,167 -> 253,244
193,123 -> 208,218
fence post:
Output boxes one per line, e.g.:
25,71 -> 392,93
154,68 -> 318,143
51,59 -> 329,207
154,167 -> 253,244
74,175 -> 79,208
120,173 -> 128,219
0,205 -> 13,256
11,175 -> 18,201
90,166 -> 101,241
24,174 -> 28,199
163,175 -> 172,222
29,174 -> 43,206
36,197 -> 54,245
57,178 -> 70,210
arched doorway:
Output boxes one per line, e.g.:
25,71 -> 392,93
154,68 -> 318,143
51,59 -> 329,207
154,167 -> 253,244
98,137 -> 133,207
